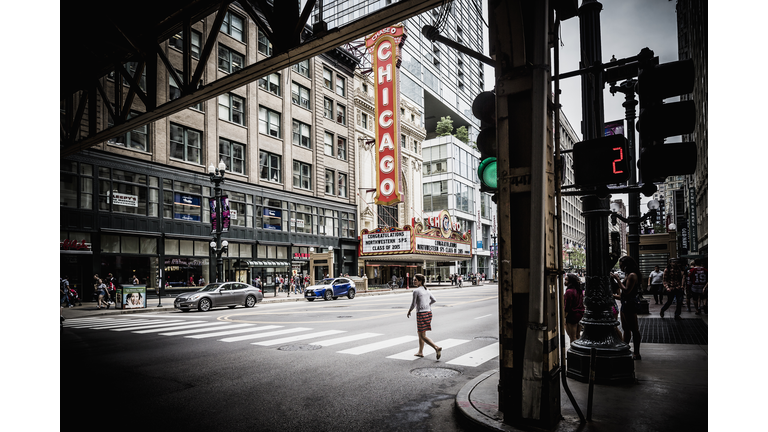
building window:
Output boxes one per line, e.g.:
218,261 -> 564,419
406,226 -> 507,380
99,168 -> 159,217
323,67 -> 333,90
325,169 -> 335,195
341,211 -> 355,238
292,59 -> 310,77
361,112 -> 368,129
293,161 -> 312,190
291,82 -> 311,109
337,136 -> 347,160
259,72 -> 282,96
378,204 -> 399,228
258,106 -> 281,138
170,123 -> 201,164
221,10 -> 245,42
338,173 -> 348,198
169,29 -> 201,58
336,75 -> 346,97
336,104 -> 346,125
401,134 -> 407,148
219,138 -> 245,175
218,45 -> 244,73
107,109 -> 148,151
324,97 -> 333,119
258,27 -> 272,56
218,93 -> 245,125
259,151 -> 282,183
324,132 -> 334,157
423,180 -> 448,212
169,71 -> 204,110
107,62 -> 146,92
292,120 -> 311,149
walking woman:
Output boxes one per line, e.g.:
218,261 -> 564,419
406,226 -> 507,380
406,274 -> 442,359
563,273 -> 585,342
612,256 -> 642,360
96,278 -> 110,309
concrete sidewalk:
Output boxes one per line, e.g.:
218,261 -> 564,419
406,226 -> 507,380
455,299 -> 708,431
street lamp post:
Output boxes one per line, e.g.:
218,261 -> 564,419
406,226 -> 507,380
208,160 -> 228,282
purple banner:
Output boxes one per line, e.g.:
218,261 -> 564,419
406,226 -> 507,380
210,198 -> 217,233
221,195 -> 230,232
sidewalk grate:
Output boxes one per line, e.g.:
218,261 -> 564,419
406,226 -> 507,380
639,318 -> 707,345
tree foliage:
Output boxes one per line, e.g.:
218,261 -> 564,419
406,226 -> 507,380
436,116 -> 454,136
455,126 -> 469,143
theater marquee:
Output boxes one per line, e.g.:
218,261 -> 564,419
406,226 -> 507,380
365,24 -> 405,206
359,212 -> 472,260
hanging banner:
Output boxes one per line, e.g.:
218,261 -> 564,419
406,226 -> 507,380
366,24 -> 405,206
221,195 -> 230,232
210,198 -> 217,233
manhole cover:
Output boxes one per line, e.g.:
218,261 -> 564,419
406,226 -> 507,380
411,367 -> 462,378
278,344 -> 322,351
474,336 -> 498,341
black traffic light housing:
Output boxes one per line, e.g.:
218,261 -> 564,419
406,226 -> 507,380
572,134 -> 631,187
472,91 -> 498,194
636,56 -> 698,183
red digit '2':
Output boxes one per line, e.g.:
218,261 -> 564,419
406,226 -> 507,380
612,147 -> 624,174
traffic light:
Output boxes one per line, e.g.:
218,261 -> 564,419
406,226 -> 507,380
636,57 -> 698,183
571,134 -> 630,187
472,91 -> 497,192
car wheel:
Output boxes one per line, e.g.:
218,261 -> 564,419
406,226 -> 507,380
347,289 -> 356,300
306,298 -> 315,302
323,290 -> 333,301
199,298 -> 211,312
245,295 -> 256,308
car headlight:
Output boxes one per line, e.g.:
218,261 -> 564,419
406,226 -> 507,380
189,294 -> 202,301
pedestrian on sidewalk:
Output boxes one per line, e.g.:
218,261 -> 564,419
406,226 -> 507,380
564,273 -> 584,342
688,259 -> 708,314
458,274 -> 463,287
613,256 -> 643,360
660,259 -> 684,319
95,278 -> 110,309
60,277 -> 73,308
649,265 -> 665,305
407,274 -> 442,360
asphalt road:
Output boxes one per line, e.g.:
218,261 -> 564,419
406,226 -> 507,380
61,285 -> 500,431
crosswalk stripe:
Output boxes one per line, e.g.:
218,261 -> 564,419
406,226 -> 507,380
159,323 -> 251,336
111,321 -> 200,331
312,332 -> 382,347
185,325 -> 278,339
252,330 -> 346,346
337,335 -> 418,355
133,322 -> 231,334
446,342 -> 499,367
219,327 -> 311,343
64,319 -> 162,329
386,338 -> 470,360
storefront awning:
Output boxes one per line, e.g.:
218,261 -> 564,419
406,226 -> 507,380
245,260 -> 291,267
360,253 -> 471,264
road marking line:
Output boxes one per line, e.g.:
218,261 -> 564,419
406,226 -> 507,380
159,323 -> 252,336
337,335 -> 418,355
111,321 -> 200,331
133,322 -> 231,334
474,314 -> 492,319
446,342 -> 499,367
65,319 -> 167,329
312,333 -> 382,347
386,338 -> 470,360
252,330 -> 346,346
219,327 -> 311,342
186,325 -> 280,339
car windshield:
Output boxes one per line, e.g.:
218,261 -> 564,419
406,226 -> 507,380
321,278 -> 335,285
196,283 -> 223,292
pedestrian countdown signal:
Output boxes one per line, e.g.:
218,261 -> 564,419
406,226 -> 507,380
572,134 -> 630,187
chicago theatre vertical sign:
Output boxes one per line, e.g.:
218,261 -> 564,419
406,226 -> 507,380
366,24 -> 405,206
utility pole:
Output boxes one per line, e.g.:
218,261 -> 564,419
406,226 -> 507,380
489,0 -> 560,428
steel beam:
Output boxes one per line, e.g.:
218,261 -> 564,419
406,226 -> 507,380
61,0 -> 445,156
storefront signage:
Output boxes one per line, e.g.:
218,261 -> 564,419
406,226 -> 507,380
366,24 -> 405,206
362,230 -> 412,253
60,239 -> 91,251
112,192 -> 138,207
293,252 -> 310,260
415,237 -> 471,255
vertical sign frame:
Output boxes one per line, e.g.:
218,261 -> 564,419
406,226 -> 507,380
366,25 -> 406,206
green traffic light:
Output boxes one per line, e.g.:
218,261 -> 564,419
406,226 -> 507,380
477,157 -> 497,189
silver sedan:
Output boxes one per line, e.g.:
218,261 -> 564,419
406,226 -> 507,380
174,282 -> 263,312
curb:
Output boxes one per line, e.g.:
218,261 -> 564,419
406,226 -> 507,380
455,369 -> 516,432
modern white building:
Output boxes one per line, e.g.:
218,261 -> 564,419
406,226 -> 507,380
558,110 -> 586,269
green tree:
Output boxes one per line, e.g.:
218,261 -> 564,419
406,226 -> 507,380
435,116 -> 454,136
455,126 -> 469,143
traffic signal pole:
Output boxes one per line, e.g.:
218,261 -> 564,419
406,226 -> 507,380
489,0 -> 561,428
565,0 -> 635,383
